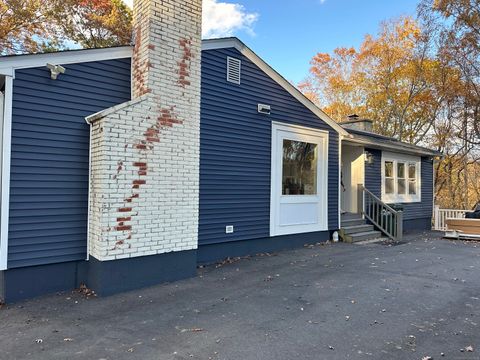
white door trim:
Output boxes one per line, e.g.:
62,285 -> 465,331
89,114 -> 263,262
0,76 -> 13,270
270,122 -> 329,236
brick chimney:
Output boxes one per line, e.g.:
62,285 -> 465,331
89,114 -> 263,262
86,0 -> 202,272
340,114 -> 374,133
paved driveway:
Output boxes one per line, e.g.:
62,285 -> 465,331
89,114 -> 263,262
1,232 -> 480,360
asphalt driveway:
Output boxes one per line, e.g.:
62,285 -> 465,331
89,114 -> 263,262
1,232 -> 480,360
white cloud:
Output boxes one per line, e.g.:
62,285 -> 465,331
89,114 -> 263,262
202,0 -> 258,38
121,0 -> 258,39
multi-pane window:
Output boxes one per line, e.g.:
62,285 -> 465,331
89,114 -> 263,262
382,155 -> 421,203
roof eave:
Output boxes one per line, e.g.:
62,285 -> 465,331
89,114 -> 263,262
343,137 -> 442,157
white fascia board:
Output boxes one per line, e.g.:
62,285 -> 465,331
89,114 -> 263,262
0,46 -> 133,76
342,137 -> 436,157
202,38 -> 350,138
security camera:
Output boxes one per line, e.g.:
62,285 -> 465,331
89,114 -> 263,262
46,63 -> 66,80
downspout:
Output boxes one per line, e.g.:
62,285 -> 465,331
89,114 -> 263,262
338,134 -> 342,229
85,120 -> 92,261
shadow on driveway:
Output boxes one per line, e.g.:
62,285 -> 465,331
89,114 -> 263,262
1,231 -> 480,359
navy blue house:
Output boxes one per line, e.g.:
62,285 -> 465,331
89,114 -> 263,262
0,38 -> 440,302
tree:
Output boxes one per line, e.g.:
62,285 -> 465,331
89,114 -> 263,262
0,0 -> 63,54
301,14 -> 479,209
54,0 -> 132,49
420,0 -> 480,145
300,17 -> 449,144
418,0 -> 480,209
0,0 -> 132,55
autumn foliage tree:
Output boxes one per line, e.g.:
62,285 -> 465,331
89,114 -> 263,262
300,17 -> 453,144
0,0 -> 62,54
0,0 -> 132,55
301,12 -> 480,209
54,0 -> 132,49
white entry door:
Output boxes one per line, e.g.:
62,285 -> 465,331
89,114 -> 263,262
270,122 -> 329,236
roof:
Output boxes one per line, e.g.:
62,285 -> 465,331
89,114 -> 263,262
202,38 -> 349,136
1,39 -> 349,136
0,46 -> 133,76
343,128 -> 442,157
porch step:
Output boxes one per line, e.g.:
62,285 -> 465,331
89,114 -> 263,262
341,224 -> 375,235
341,212 -> 363,220
341,218 -> 365,227
342,230 -> 383,243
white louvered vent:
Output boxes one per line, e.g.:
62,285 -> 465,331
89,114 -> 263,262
227,57 -> 241,84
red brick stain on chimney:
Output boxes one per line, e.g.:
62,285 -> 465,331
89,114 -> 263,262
178,38 -> 193,88
132,24 -> 152,97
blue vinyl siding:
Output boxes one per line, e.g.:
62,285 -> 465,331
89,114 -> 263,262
364,148 -> 433,224
8,58 -> 131,268
199,48 -> 339,246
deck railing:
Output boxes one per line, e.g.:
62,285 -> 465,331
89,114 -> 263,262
357,184 -> 403,241
433,205 -> 473,231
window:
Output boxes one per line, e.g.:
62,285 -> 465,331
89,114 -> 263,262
382,153 -> 421,203
282,140 -> 317,195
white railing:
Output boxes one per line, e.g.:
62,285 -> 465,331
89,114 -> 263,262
433,205 -> 473,231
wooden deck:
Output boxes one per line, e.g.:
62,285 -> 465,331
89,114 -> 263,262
446,218 -> 480,236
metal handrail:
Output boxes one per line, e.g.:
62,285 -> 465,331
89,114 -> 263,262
357,184 -> 403,241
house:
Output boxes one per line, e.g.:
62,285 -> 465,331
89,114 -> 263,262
0,0 -> 440,303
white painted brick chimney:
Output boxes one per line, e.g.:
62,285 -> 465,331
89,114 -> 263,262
86,0 -> 202,261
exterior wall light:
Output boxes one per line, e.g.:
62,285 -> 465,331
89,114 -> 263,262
365,151 -> 374,165
258,104 -> 271,115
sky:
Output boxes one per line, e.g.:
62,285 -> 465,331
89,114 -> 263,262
122,0 -> 420,84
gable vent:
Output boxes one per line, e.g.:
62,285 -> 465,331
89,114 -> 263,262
227,57 -> 241,84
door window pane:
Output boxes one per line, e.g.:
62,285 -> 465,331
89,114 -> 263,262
282,139 -> 317,195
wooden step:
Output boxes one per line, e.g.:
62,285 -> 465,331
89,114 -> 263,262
343,230 -> 382,243
341,212 -> 363,220
341,224 -> 374,235
341,218 -> 365,227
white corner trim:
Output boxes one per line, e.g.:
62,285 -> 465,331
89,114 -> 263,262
0,46 -> 133,76
202,38 -> 350,138
0,76 -> 13,270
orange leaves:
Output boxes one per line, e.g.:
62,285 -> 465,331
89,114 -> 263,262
0,0 -> 132,55
299,16 -> 451,144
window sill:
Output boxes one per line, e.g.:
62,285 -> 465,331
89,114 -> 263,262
383,197 -> 421,204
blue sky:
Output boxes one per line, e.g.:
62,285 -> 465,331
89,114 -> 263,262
229,0 -> 420,83
123,0 -> 420,83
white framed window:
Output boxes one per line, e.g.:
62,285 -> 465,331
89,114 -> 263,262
270,122 -> 328,236
381,152 -> 421,203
